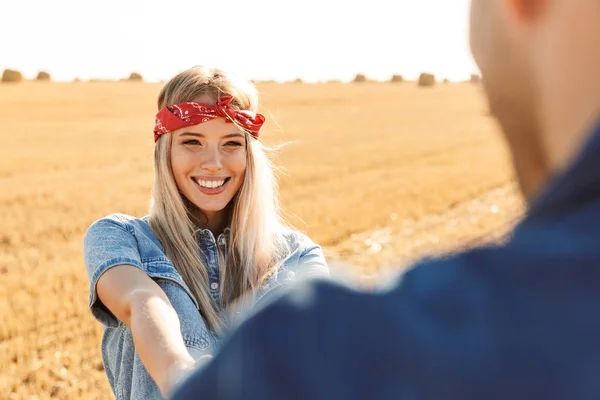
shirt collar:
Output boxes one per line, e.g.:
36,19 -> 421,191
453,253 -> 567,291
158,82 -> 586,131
193,227 -> 231,246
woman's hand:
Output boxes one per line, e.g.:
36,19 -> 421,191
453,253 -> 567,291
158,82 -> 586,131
162,355 -> 213,398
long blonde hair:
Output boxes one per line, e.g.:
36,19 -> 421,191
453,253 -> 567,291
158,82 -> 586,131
148,66 -> 290,332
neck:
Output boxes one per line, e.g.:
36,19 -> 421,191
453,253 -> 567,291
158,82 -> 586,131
497,113 -> 550,202
536,12 -> 600,189
540,83 -> 600,181
190,208 -> 229,238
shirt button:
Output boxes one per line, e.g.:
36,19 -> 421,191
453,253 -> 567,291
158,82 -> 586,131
211,282 -> 219,290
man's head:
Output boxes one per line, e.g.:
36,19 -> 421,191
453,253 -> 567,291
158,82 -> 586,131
469,0 -> 600,201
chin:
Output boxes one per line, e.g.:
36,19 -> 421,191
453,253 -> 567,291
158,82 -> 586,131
195,203 -> 230,212
191,192 -> 236,211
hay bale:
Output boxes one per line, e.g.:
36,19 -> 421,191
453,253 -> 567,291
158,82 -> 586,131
36,71 -> 51,81
391,74 -> 404,83
418,73 -> 435,87
2,69 -> 23,83
294,78 -> 303,84
73,77 -> 81,83
470,74 -> 481,83
442,78 -> 450,84
353,73 -> 367,83
128,72 -> 143,81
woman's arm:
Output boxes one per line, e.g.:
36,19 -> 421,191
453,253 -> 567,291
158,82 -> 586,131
97,265 -> 198,397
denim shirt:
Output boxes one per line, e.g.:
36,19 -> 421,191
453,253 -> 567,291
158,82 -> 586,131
82,213 -> 329,400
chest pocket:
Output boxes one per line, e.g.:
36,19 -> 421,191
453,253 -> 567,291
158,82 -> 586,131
142,259 -> 215,356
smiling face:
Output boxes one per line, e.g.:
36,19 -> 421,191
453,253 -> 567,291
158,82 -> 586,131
170,114 -> 248,222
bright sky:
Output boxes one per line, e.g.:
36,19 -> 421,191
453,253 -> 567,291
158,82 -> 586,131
0,0 -> 478,83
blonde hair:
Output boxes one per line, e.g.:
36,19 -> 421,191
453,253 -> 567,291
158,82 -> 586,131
148,66 -> 290,332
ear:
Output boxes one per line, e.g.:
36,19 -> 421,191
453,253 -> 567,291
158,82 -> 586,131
506,0 -> 548,23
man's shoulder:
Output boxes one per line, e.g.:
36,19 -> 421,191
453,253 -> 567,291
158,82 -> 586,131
172,225 -> 600,399
250,241 -> 537,342
254,244 -> 502,317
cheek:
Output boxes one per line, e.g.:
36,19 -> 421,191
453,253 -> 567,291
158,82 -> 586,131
538,4 -> 597,84
170,146 -> 193,184
228,151 -> 248,177
471,3 -> 520,84
469,0 -> 493,69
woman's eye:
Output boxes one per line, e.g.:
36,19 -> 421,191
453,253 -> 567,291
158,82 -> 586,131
225,141 -> 243,147
183,140 -> 201,146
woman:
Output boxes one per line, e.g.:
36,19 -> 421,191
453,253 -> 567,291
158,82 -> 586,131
83,66 -> 329,399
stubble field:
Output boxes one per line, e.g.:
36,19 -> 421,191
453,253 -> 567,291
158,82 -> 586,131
0,81 -> 524,399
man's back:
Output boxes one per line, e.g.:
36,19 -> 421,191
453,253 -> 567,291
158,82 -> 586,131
171,125 -> 600,400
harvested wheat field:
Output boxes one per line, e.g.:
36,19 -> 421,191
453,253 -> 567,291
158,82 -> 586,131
0,81 -> 525,399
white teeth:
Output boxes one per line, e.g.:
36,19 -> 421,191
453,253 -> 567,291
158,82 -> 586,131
195,179 -> 226,188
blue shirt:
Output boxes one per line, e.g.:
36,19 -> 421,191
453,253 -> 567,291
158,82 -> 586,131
171,122 -> 600,400
82,214 -> 329,399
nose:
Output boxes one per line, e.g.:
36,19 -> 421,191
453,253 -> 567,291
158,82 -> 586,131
200,145 -> 223,173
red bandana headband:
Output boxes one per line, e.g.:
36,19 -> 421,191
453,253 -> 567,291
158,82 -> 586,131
153,96 -> 265,142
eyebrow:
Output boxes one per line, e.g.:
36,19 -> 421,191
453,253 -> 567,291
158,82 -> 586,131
179,132 -> 245,139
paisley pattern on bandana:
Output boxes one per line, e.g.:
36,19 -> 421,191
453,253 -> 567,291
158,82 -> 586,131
153,96 -> 265,142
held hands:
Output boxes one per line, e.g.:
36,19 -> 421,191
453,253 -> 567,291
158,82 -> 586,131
161,354 -> 214,398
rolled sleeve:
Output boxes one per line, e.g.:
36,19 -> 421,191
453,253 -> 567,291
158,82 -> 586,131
83,215 -> 144,327
297,240 -> 330,280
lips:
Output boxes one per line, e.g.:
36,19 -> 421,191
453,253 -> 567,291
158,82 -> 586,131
192,177 -> 228,188
191,177 -> 231,195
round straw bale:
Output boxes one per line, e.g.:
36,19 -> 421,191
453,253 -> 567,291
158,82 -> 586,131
353,73 -> 367,83
36,71 -> 51,81
128,72 -> 143,81
2,69 -> 23,83
418,73 -> 435,87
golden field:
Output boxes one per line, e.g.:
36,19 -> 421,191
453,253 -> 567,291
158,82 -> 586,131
0,81 -> 524,399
